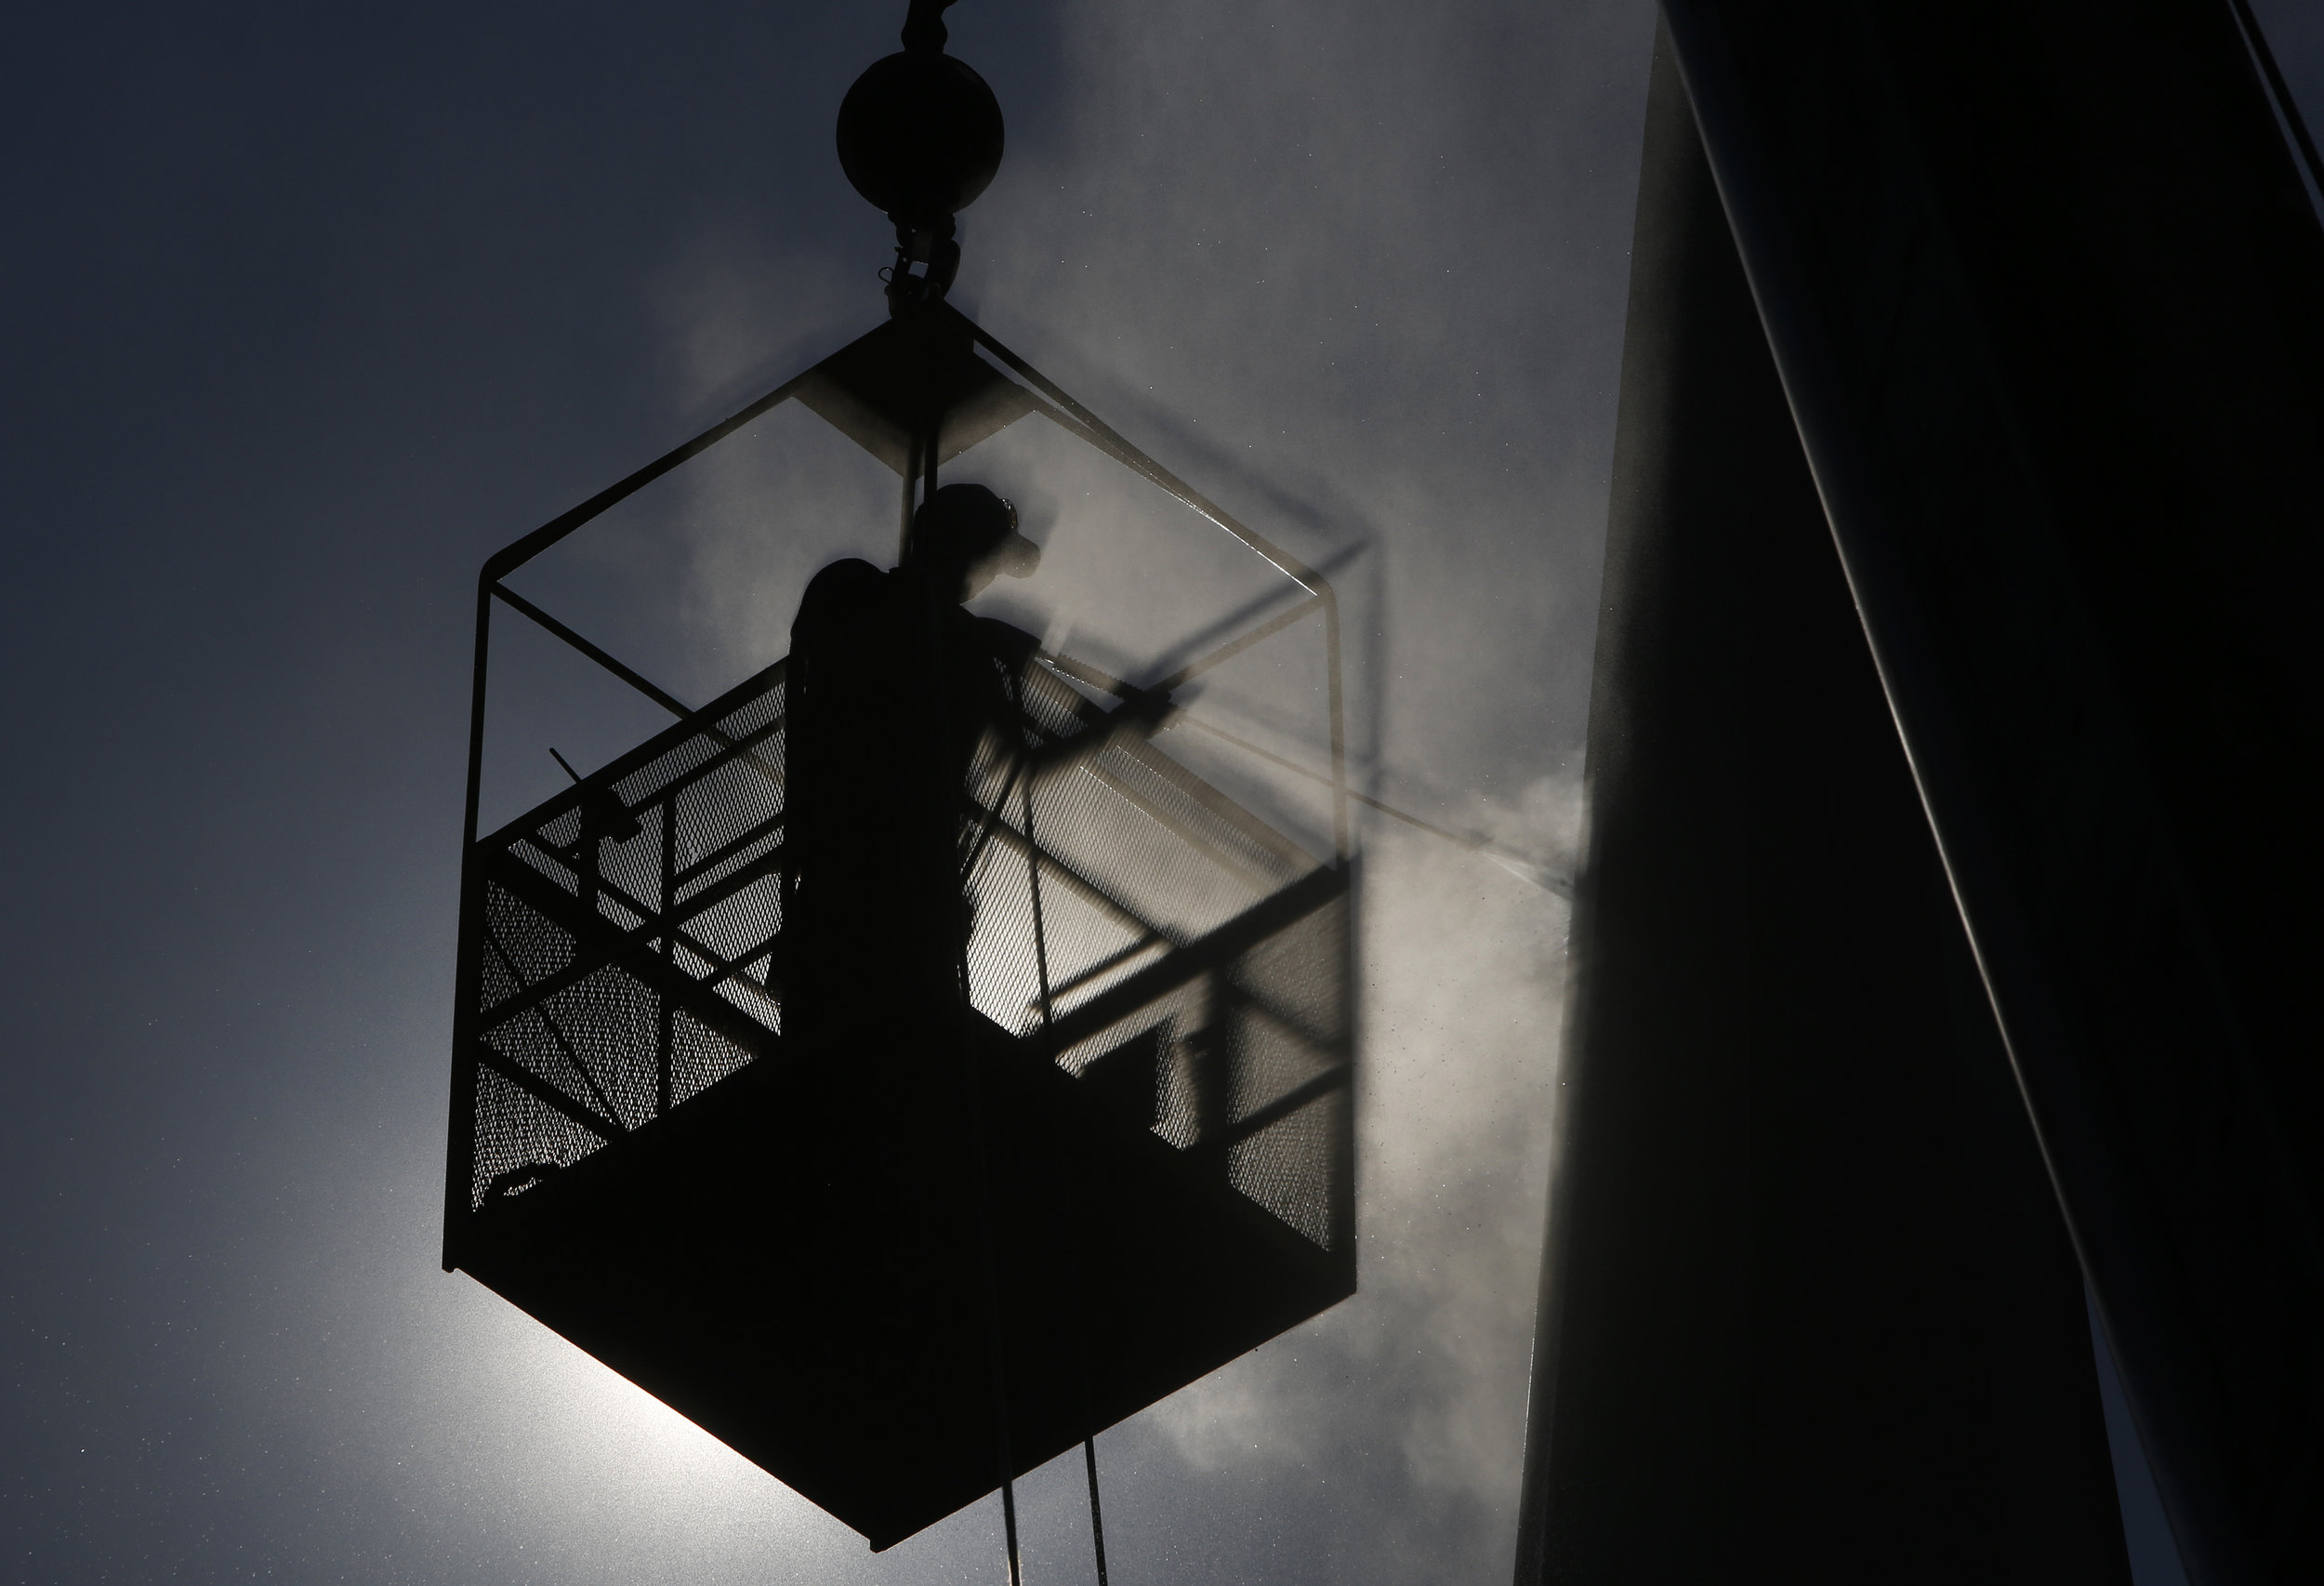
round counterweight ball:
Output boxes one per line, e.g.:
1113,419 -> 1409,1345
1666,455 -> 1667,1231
836,51 -> 1006,223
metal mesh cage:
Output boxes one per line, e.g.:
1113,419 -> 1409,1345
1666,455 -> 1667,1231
442,302 -> 1358,1547
458,646 -> 1351,1258
466,664 -> 787,1209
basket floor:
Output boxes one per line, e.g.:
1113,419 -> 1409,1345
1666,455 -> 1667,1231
459,1020 -> 1353,1551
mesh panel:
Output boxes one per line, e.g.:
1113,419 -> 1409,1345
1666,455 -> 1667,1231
463,665 -> 789,1211
1231,1099 -> 1340,1249
669,1007 -> 757,1108
1219,893 -> 1352,1249
456,648 -> 1353,1255
1041,886 -> 1352,1251
471,1064 -> 602,1203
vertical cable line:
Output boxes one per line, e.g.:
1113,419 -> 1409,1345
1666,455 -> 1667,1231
901,430 -> 923,570
1017,676 -> 1113,1586
657,773 -> 678,1117
442,582 -> 495,1269
919,436 -> 1023,1586
1083,1437 -> 1111,1586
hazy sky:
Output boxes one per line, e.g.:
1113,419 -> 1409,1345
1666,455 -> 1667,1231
1,2 -> 2314,1582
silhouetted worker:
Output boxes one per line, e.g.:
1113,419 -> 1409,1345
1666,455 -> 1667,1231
782,482 -> 1173,1073
780,482 -> 1047,1072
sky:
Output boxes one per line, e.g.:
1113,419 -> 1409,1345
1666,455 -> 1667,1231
0,2 -> 2315,1582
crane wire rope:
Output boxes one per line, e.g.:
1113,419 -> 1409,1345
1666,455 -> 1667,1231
1016,667 -> 1113,1586
915,443 -> 1025,1586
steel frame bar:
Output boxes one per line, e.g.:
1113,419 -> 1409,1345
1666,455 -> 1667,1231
487,854 -> 783,1060
470,671 -> 787,856
490,582 -> 693,718
477,924 -> 627,1128
488,583 -> 787,794
1032,653 -> 1325,876
968,322 -> 1349,860
472,1043 -> 622,1143
674,811 -> 786,890
1030,932 -> 1169,1006
491,846 -> 782,1020
1186,1064 -> 1351,1163
967,805 -> 1180,948
1080,759 -> 1284,895
1039,865 -> 1346,1056
528,1001 -> 626,1130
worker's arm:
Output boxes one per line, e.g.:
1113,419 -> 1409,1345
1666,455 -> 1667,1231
1018,684 -> 1181,775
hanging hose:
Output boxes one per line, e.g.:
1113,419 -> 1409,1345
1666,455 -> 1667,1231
1017,670 -> 1113,1586
913,438 -> 1024,1586
1083,1437 -> 1111,1586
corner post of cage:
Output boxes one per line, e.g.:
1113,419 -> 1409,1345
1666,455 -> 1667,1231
1021,674 -> 1060,1052
923,416 -> 940,525
909,394 -> 1023,1584
1330,850 -> 1360,1275
656,778 -> 677,1119
1018,724 -> 1114,1586
901,429 -> 923,562
1315,567 -> 1353,1272
1315,574 -> 1350,866
442,573 -> 495,1272
436,365 -> 821,1196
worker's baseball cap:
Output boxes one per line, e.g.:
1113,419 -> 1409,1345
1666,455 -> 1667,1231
912,482 -> 1040,578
